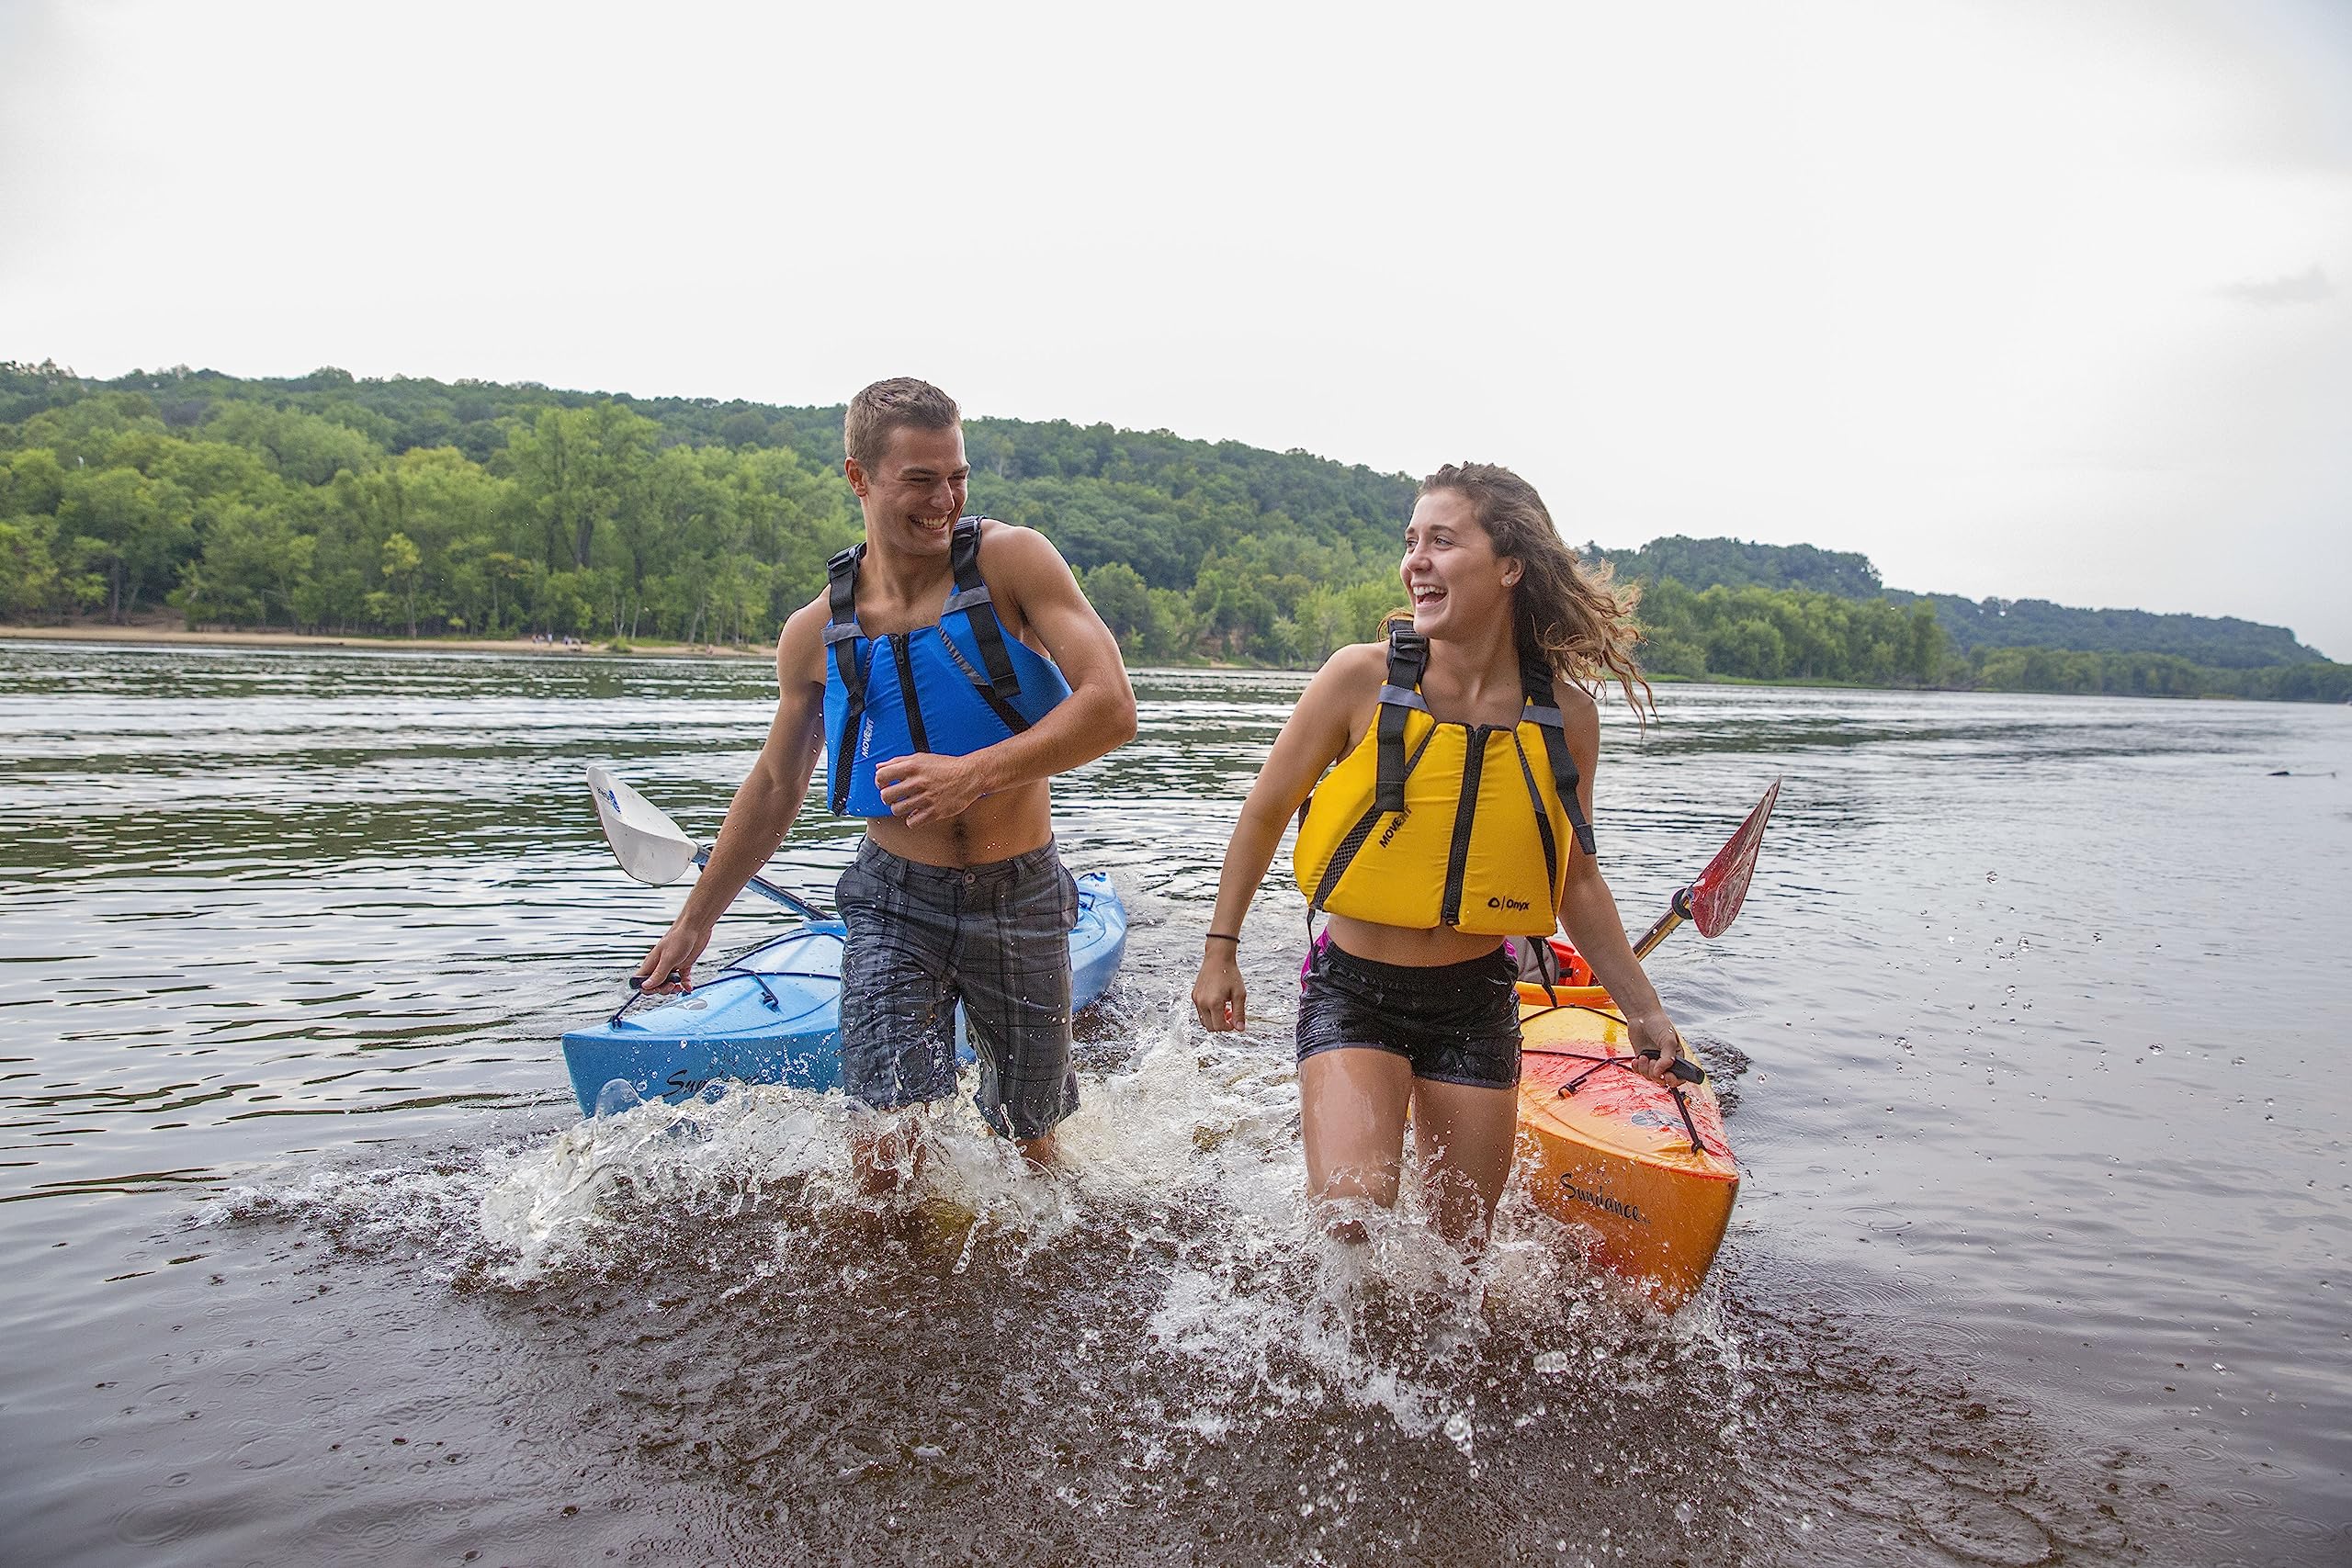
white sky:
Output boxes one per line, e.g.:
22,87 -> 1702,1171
6,0 -> 2348,656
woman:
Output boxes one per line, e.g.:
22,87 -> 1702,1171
1190,463 -> 1684,1243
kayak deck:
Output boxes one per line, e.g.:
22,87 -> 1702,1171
1514,982 -> 1739,1311
559,871 -> 1127,1116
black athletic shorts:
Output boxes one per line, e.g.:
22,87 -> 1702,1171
1294,936 -> 1522,1091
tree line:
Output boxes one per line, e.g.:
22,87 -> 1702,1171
1623,577 -> 2348,699
1960,645 -> 2350,702
1882,592 -> 2323,669
2,362 -> 2342,701
1581,532 -> 2324,670
0,362 -> 1424,655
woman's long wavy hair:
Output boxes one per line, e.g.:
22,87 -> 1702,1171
1402,462 -> 1654,715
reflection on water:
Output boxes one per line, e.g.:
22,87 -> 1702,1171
1,640 -> 2346,1565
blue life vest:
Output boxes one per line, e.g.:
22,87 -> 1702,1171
821,517 -> 1071,818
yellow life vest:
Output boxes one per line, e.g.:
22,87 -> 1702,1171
1292,628 -> 1597,937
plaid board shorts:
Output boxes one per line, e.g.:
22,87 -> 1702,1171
835,835 -> 1080,1140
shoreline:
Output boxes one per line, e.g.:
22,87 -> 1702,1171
0,623 -> 775,660
0,623 -> 2316,702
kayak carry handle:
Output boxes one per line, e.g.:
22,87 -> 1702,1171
1639,1048 -> 1705,1085
610,971 -> 677,1027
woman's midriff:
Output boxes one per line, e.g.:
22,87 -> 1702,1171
1322,913 -> 1512,969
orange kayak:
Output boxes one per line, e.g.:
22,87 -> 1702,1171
1514,980 -> 1739,1312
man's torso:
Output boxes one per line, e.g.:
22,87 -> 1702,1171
804,530 -> 1058,869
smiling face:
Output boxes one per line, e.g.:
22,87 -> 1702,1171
1401,489 -> 1520,641
846,423 -> 970,558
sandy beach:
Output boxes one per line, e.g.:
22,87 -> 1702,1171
0,621 -> 775,660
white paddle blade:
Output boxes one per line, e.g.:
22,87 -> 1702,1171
586,764 -> 700,886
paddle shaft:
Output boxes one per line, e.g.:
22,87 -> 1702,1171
692,845 -> 826,923
1631,886 -> 1696,962
628,851 -> 829,992
627,863 -> 830,993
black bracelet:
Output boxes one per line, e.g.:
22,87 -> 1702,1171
1204,931 -> 1239,945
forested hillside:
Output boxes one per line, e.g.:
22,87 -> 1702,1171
1588,536 -> 1884,598
1590,533 -> 2323,668
0,360 -> 1414,663
1878,592 -> 2322,668
3,360 -> 2343,701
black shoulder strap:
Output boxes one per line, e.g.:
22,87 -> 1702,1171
824,545 -> 866,813
1304,628 -> 1433,919
1521,659 -> 1598,856
1375,626 -> 1430,812
942,517 -> 1023,699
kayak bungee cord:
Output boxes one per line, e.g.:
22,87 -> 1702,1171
1518,961 -> 1713,1148
605,967 -> 846,1029
604,930 -> 842,1029
1518,998 -> 1624,1027
1526,1049 -> 1716,1157
1520,1024 -> 1718,1158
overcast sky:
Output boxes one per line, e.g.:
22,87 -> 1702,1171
6,0 -> 2347,655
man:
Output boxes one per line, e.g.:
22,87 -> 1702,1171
632,378 -> 1136,1184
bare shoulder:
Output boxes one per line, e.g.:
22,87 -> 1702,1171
1316,638 -> 1390,691
1299,639 -> 1389,717
775,592 -> 831,688
968,522 -> 1053,570
1548,676 -> 1600,726
1549,674 -> 1603,761
974,517 -> 1069,580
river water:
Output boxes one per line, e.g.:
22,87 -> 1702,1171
0,640 -> 2345,1566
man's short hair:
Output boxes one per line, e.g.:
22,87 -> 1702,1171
843,378 -> 960,468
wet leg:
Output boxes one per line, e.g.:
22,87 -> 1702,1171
1299,1046 -> 1414,1240
1408,1077 -> 1519,1245
852,1113 -> 926,1195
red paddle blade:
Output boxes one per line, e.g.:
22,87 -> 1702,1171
1686,778 -> 1781,938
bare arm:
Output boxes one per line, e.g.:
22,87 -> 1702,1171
631,599 -> 829,992
875,523 -> 1138,825
1190,643 -> 1383,1031
1548,682 -> 1685,1082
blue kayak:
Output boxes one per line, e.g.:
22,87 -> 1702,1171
560,871 -> 1127,1117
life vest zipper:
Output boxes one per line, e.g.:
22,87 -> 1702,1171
1439,724 -> 1494,926
889,634 -> 931,753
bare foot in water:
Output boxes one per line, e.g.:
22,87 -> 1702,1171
852,1118 -> 924,1196
1016,1132 -> 1061,1177
1323,1214 -> 1371,1246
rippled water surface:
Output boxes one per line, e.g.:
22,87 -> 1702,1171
2,640 -> 2346,1566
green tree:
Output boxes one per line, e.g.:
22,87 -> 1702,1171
481,551 -> 530,637
0,513 -> 69,619
381,531 -> 423,636
201,402 -> 381,485
176,502 -> 315,626
1706,616 -> 1786,680
0,449 -> 68,516
9,359 -> 2341,696
501,402 -> 659,570
1905,600 -> 1943,684
1080,561 -> 1153,651
54,467 -> 194,620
